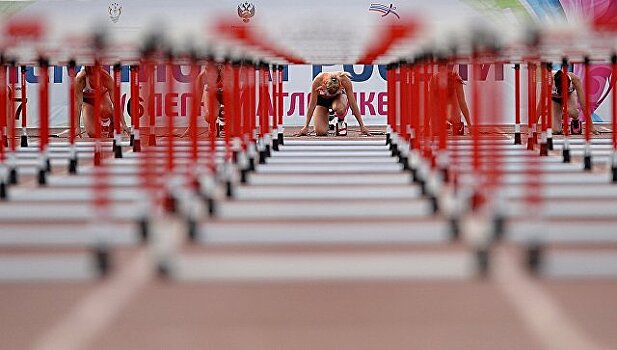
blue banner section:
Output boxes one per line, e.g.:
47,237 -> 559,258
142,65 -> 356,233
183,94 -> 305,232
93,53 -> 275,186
18,65 -> 288,84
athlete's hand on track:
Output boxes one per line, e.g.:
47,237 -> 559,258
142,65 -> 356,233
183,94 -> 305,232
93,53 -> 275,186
294,126 -> 310,136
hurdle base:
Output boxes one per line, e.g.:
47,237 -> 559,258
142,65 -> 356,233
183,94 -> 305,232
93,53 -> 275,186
37,168 -> 47,186
391,143 -> 399,157
94,245 -> 111,278
398,155 -> 408,170
94,150 -> 102,166
248,157 -> 255,171
190,177 -> 200,193
133,139 -> 142,152
475,248 -> 490,278
532,131 -> 538,145
418,178 -> 426,196
584,154 -> 592,171
9,167 -> 18,185
240,168 -> 248,184
20,135 -> 28,147
69,157 -> 78,174
513,132 -> 521,145
493,215 -> 505,241
187,218 -> 197,242
272,138 -> 279,152
163,193 -> 177,214
539,143 -> 548,156
562,149 -> 571,163
113,142 -> 123,159
225,181 -> 233,198
409,167 -> 418,182
265,144 -> 271,158
449,217 -> 460,241
526,242 -> 543,276
385,133 -> 391,145
0,181 -> 6,200
206,196 -> 217,217
258,150 -> 267,164
440,167 -> 449,183
612,166 -> 617,183
470,192 -> 485,212
148,134 -> 156,146
138,217 -> 149,242
277,132 -> 284,146
429,195 -> 439,214
157,261 -> 171,278
547,137 -> 553,150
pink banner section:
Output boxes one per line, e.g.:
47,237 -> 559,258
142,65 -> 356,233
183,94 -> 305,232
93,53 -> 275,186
562,0 -> 616,120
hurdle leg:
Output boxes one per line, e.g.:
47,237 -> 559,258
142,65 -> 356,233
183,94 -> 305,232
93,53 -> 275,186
130,65 -> 142,152
583,57 -> 592,171
113,63 -> 123,159
544,63 -> 554,151
237,60 -> 251,184
19,66 -> 28,147
513,64 -> 522,144
264,64 -> 273,158
397,61 -> 410,171
611,54 -> 617,183
137,54 -> 157,240
231,60 -> 242,164
271,64 -> 279,151
0,164 -> 7,200
163,53 -> 178,214
612,151 -> 617,182
20,128 -> 27,147
539,62 -> 549,156
526,62 -> 537,151
8,156 -> 17,185
6,62 -> 17,184
37,57 -> 50,185
66,60 -> 78,174
0,59 -> 7,188
277,65 -> 285,146
68,145 -> 78,174
146,59 -> 156,147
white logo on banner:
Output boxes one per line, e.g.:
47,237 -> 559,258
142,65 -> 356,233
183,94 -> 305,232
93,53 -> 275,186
108,3 -> 122,23
237,2 -> 255,23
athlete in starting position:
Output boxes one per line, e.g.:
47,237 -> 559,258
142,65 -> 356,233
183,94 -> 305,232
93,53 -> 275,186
429,63 -> 472,135
297,71 -> 371,136
61,65 -> 129,138
542,70 -> 597,135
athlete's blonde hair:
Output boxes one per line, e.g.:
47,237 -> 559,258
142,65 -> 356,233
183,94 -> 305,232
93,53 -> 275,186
325,72 -> 351,95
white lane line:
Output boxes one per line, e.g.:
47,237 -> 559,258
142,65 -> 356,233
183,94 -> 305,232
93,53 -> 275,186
31,249 -> 153,350
493,247 -> 611,350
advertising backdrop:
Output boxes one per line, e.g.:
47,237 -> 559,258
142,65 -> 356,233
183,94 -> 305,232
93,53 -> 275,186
4,0 -> 615,127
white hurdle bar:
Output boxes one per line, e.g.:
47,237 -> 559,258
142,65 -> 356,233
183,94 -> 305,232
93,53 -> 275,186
528,247 -> 617,279
0,252 -> 106,281
169,251 -> 480,282
197,219 -> 450,244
